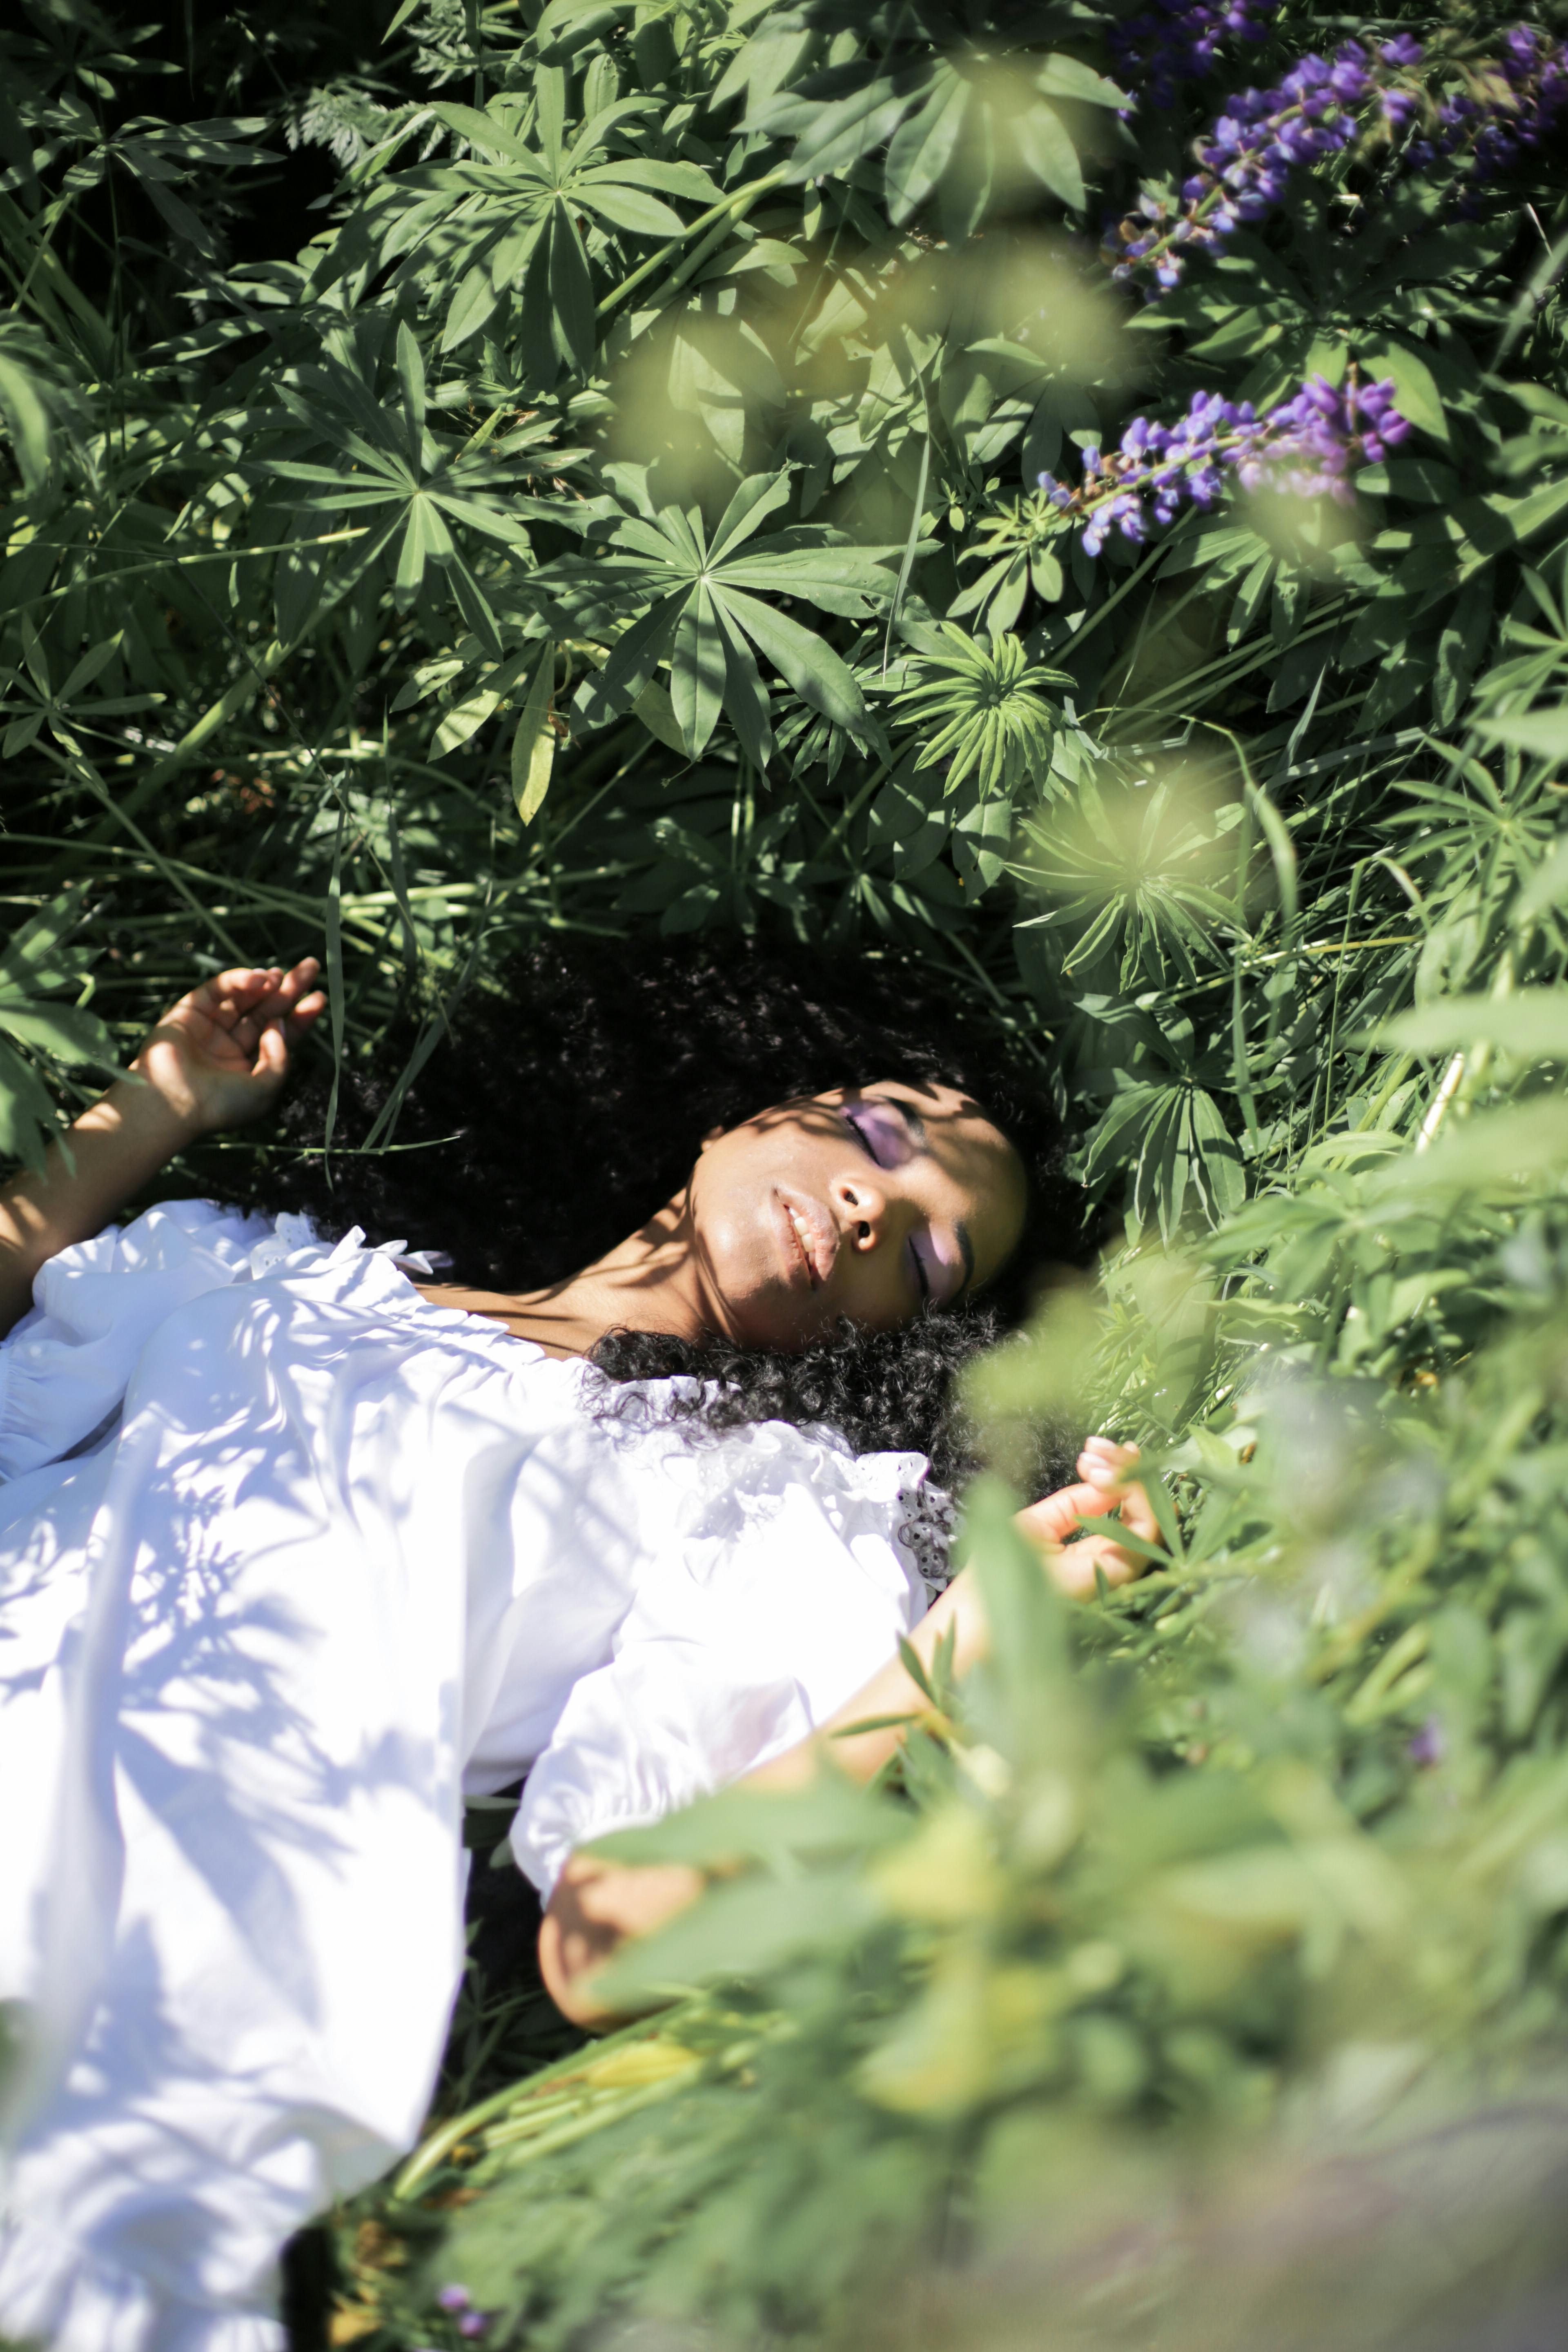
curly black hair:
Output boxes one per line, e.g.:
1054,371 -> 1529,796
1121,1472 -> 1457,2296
264,938 -> 1087,1492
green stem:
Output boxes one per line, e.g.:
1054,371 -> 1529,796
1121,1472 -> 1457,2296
1107,605 -> 1347,735
391,2006 -> 706,2199
1051,528 -> 1183,669
597,168 -> 789,323
29,530 -> 368,609
813,752 -> 895,859
67,755 -> 247,962
1415,940 -> 1519,1149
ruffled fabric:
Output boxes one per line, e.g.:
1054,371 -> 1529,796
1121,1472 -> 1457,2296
593,1383 -> 956,1599
0,1201 -> 943,2345
508,1413 -> 936,1898
0,1201 -> 314,1481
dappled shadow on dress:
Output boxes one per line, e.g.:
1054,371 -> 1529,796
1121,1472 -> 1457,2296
0,1273 -> 465,2258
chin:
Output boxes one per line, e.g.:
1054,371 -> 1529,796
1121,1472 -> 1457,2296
722,1297 -> 814,1354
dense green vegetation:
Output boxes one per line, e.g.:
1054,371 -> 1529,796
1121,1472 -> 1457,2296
4,0 -> 1568,2343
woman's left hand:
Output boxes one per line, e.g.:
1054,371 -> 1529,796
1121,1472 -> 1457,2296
128,960 -> 326,1138
1014,1436 -> 1160,1598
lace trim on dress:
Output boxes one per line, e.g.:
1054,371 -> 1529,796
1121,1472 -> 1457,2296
895,1475 -> 956,1603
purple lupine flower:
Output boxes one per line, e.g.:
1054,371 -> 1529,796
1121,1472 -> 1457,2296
1104,36 -> 1424,288
1408,21 -> 1568,193
457,2316 -> 492,2342
1036,372 -> 1408,551
436,2286 -> 472,2314
1110,0 -> 1276,113
1408,1717 -> 1446,1768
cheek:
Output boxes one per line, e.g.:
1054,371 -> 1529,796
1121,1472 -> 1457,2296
688,1160 -> 782,1303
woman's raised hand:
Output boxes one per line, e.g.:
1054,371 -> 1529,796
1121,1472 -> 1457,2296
1014,1436 -> 1159,1598
129,960 -> 326,1136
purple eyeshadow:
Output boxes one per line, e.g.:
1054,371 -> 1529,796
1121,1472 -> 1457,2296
844,1102 -> 913,1168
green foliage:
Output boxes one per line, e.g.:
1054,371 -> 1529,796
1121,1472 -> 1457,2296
3,0 -> 1568,2341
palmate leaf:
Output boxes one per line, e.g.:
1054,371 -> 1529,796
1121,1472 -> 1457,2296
749,29 -> 1120,238
412,94 -> 722,362
1019,779 -> 1241,987
1080,1078 -> 1243,1237
564,483 -> 899,758
895,625 -> 1068,801
252,321 -> 582,654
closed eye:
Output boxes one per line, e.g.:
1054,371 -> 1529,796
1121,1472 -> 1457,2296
842,1100 -> 919,1169
842,1106 -> 892,1167
909,1239 -> 930,1301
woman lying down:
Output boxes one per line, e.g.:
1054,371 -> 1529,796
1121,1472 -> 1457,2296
0,951 -> 1154,2352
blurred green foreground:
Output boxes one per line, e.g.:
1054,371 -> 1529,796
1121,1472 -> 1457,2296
4,0 -> 1568,2344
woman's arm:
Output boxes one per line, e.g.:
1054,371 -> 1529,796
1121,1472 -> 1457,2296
0,960 -> 324,1341
539,1443 -> 1156,2025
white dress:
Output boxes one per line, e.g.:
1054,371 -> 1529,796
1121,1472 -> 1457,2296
0,1202 -> 944,2352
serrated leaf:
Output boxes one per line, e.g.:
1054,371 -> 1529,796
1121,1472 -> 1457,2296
1035,53 -> 1127,107
715,600 -> 775,769
1476,710 -> 1568,759
577,179 -> 686,238
442,261 -> 501,351
56,637 -> 122,704
0,353 -> 52,490
395,320 -> 426,464
548,207 -> 595,373
709,471 -> 795,562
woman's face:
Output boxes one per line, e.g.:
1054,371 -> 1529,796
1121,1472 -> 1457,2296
682,1081 -> 1029,1351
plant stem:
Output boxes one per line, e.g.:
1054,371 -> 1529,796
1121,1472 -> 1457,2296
597,169 -> 789,323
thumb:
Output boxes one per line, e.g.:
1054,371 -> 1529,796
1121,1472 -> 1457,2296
1016,1482 -> 1108,1550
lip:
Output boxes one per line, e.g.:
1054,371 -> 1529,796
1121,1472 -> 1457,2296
772,1187 -> 840,1289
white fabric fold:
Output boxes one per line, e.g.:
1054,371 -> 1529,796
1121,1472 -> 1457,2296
0,1200 -> 939,2348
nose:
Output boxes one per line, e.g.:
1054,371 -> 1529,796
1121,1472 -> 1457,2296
831,1172 -> 894,1252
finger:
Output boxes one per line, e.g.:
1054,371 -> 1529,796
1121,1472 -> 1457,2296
1117,1479 -> 1161,1545
1016,1481 -> 1108,1548
1078,1434 -> 1141,1489
197,966 -> 276,1006
252,1021 -> 290,1083
283,989 -> 327,1038
179,968 -> 275,1029
1048,1536 -> 1143,1601
258,958 -> 320,1011
228,1013 -> 268,1056
1081,1432 -> 1137,1460
249,958 -> 325,1028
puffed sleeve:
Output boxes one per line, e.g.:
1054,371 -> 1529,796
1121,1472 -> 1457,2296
0,1200 -> 307,1481
509,1421 -> 938,1898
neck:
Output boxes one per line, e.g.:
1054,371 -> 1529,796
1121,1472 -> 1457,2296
416,1189 -> 717,1359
